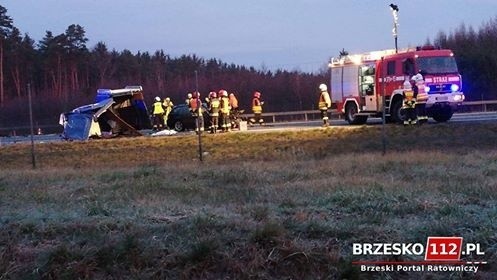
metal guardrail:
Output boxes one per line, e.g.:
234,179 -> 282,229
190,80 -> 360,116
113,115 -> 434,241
458,100 -> 497,113
462,100 -> 497,105
241,100 -> 497,123
241,109 -> 339,123
2,100 -> 497,135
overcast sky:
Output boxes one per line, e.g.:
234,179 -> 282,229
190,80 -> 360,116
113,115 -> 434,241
3,0 -> 497,72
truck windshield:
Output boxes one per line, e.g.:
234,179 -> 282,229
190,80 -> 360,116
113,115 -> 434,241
416,56 -> 458,74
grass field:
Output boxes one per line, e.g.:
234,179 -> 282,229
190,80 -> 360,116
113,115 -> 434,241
1,123 -> 497,279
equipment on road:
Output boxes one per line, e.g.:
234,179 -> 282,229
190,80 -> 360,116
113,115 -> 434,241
329,46 -> 465,124
230,109 -> 245,129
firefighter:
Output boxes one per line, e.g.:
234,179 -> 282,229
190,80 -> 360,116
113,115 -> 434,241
412,71 -> 429,124
229,93 -> 240,129
162,97 -> 174,129
219,90 -> 231,132
151,96 -> 166,131
402,84 -> 417,126
208,91 -> 220,133
185,92 -> 193,105
249,91 -> 264,126
318,83 -> 332,127
229,93 -> 239,111
189,92 -> 204,133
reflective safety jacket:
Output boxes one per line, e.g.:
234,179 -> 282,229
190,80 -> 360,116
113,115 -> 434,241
252,97 -> 262,113
403,90 -> 416,108
318,90 -> 331,110
189,98 -> 202,115
152,101 -> 165,115
229,95 -> 238,109
209,98 -> 220,116
415,80 -> 428,103
220,97 -> 230,114
163,100 -> 174,114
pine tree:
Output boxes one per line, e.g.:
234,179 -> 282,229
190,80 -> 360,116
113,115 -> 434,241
0,5 -> 13,106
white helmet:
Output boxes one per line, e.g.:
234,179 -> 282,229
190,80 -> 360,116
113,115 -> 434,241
319,84 -> 328,91
218,89 -> 228,96
411,73 -> 423,82
155,96 -> 161,102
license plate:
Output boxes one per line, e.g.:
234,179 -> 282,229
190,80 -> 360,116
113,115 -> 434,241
436,96 -> 448,101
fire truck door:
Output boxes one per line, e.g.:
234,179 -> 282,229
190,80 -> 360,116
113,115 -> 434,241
360,66 -> 377,111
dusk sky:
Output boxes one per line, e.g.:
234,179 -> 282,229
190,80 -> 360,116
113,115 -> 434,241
3,0 -> 497,72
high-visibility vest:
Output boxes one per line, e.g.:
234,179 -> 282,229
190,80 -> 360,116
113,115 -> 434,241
252,98 -> 262,113
153,101 -> 165,114
220,97 -> 230,114
229,96 -> 238,109
163,100 -> 174,114
404,90 -> 414,101
210,98 -> 220,116
416,81 -> 429,102
318,91 -> 331,110
190,98 -> 202,115
403,90 -> 416,108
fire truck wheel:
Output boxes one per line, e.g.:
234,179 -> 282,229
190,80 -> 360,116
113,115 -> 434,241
390,99 -> 404,124
432,107 -> 453,122
345,102 -> 367,125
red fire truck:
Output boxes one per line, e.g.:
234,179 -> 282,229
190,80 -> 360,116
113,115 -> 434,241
329,46 -> 465,124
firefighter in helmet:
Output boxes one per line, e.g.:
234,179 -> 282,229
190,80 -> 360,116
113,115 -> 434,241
318,83 -> 332,127
249,91 -> 264,126
227,93 -> 237,128
219,90 -> 231,132
162,97 -> 174,129
185,92 -> 193,105
189,92 -> 204,133
207,91 -> 220,133
402,79 -> 417,126
229,93 -> 239,111
412,70 -> 429,124
151,96 -> 166,131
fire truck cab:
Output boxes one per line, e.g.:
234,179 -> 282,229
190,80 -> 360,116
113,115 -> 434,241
330,47 -> 465,124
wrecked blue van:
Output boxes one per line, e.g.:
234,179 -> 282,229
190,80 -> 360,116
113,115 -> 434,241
60,86 -> 152,140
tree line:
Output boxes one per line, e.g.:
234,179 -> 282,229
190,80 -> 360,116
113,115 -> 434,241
0,5 -> 326,128
0,4 -> 496,128
432,16 -> 497,101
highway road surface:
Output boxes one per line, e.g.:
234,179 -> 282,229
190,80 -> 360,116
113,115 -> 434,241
1,111 -> 496,146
